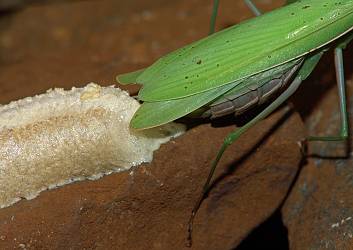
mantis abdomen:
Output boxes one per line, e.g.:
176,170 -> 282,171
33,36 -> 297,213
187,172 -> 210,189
202,58 -> 304,118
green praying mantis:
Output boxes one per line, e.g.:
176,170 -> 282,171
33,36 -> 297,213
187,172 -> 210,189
117,0 -> 353,246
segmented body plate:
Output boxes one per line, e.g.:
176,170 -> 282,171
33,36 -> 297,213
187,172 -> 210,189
202,58 -> 303,118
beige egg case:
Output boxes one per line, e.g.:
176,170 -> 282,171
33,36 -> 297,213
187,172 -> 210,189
0,83 -> 185,208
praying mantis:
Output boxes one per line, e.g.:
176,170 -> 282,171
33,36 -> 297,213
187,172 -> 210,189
117,0 -> 353,246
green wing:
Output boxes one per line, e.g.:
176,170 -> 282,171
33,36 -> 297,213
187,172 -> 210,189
131,81 -> 239,129
137,0 -> 353,101
117,68 -> 145,84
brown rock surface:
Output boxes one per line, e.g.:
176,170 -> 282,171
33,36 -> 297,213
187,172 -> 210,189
0,0 -> 308,249
0,107 -> 304,250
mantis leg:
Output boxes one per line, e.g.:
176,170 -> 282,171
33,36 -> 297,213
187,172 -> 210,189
209,0 -> 261,35
244,0 -> 262,16
186,75 -> 303,246
209,0 -> 220,35
307,47 -> 349,142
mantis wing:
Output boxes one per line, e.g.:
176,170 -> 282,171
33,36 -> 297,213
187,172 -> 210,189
117,68 -> 145,84
136,0 -> 353,102
130,53 -> 319,129
131,81 -> 238,129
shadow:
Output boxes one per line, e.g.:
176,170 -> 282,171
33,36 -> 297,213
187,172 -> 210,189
234,210 -> 289,250
231,149 -> 308,250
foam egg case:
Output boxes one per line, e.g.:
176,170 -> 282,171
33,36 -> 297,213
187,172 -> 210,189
0,83 -> 185,208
